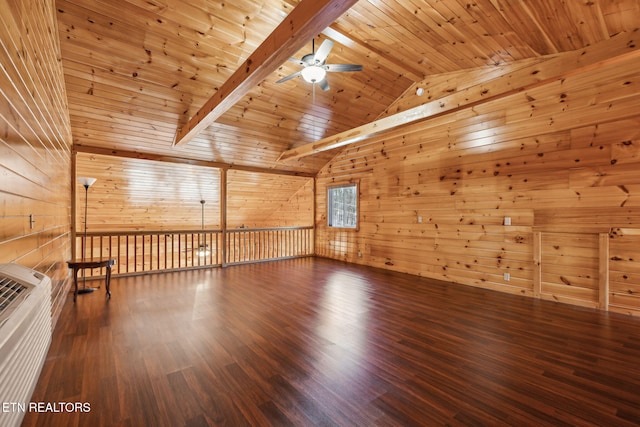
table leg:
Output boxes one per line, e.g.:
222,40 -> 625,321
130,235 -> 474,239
73,267 -> 79,303
105,265 -> 112,299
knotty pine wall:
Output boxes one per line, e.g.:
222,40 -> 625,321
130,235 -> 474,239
316,52 -> 640,316
76,153 -> 222,231
227,170 -> 313,228
76,153 -> 313,232
0,0 -> 73,324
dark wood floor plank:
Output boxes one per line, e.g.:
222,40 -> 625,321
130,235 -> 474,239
22,257 -> 640,426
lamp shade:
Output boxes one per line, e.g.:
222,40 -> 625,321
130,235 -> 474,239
78,177 -> 97,188
301,65 -> 327,83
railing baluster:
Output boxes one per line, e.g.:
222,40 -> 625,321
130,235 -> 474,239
144,234 -> 148,272
163,234 -> 167,270
269,230 -> 273,259
99,236 -> 103,275
278,230 -> 281,258
189,232 -> 192,266
232,232 -> 236,263
178,233 -> 181,268
146,234 -> 149,271
116,235 -> 120,274
143,234 -> 147,272
232,231 -> 234,264
90,236 -> 95,276
257,231 -> 261,261
287,229 -> 291,257
243,231 -> 247,262
237,232 -> 240,263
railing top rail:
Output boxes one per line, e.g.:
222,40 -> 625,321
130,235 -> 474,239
84,229 -> 223,237
82,226 -> 313,237
226,226 -> 313,233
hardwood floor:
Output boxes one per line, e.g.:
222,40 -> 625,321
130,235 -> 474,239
23,257 -> 640,426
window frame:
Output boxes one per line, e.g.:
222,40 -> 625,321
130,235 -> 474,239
327,181 -> 359,230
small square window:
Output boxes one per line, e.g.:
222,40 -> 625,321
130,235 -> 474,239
327,183 -> 358,229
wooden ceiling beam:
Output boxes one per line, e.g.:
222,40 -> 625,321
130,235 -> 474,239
172,0 -> 359,147
74,145 -> 315,177
278,31 -> 640,162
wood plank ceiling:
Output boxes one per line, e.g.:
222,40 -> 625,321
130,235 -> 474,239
57,0 -> 640,175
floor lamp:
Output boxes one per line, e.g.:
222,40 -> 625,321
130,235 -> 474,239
78,176 -> 98,294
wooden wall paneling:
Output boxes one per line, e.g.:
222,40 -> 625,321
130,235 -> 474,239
0,0 -> 73,327
570,117 -> 640,150
539,232 -> 599,307
535,207 -> 640,233
570,165 -> 640,190
316,46 -> 640,312
608,228 -> 640,315
262,179 -> 314,228
75,153 -> 222,232
599,232 -> 610,311
533,231 -> 542,298
226,169 -> 313,228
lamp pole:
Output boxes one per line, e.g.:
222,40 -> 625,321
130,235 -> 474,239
83,182 -> 89,263
77,177 -> 97,294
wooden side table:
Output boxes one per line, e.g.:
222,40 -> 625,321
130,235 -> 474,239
67,258 -> 116,302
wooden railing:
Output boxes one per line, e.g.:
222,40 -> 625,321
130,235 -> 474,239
76,226 -> 314,277
78,229 -> 223,276
226,227 -> 314,265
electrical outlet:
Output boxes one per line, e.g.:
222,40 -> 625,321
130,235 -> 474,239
357,251 -> 362,258
417,216 -> 423,223
504,216 -> 511,226
503,272 -> 510,281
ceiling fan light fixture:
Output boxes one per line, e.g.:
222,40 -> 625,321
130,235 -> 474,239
197,245 -> 210,257
301,65 -> 326,83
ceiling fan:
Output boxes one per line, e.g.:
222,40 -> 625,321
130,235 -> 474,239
181,200 -> 210,256
276,39 -> 363,91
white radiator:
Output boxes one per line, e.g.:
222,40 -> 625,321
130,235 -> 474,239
0,263 -> 52,427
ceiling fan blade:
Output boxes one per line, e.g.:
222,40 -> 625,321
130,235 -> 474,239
318,78 -> 330,91
325,63 -> 363,72
276,71 -> 301,84
313,39 -> 334,65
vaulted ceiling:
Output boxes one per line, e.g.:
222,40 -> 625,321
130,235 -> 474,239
57,0 -> 640,176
